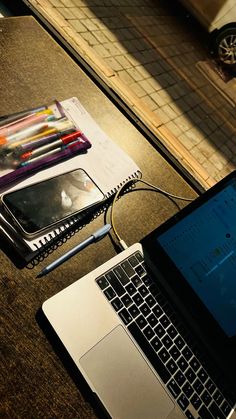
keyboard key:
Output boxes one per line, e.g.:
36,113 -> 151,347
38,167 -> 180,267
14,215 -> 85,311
140,303 -> 151,316
185,410 -> 194,419
162,334 -> 172,349
177,393 -> 189,410
121,260 -> 135,277
142,274 -> 153,287
128,255 -> 139,267
105,271 -> 118,283
126,283 -> 136,296
128,322 -> 171,383
182,346 -> 193,361
159,315 -> 171,328
135,264 -> 145,277
145,294 -> 156,308
169,345 -> 181,361
104,287 -> 116,300
113,266 -> 129,286
198,367 -> 208,384
201,390 -> 212,406
159,347 -> 170,363
128,304 -> 140,319
199,404 -> 214,419
118,308 -> 132,325
131,275 -> 142,287
167,325 -> 178,339
167,379 -> 181,398
177,356 -> 188,372
151,336 -> 162,352
182,382 -> 194,398
221,400 -> 232,416
174,335 -> 185,350
166,359 -> 178,374
205,379 -> 216,395
132,293 -> 144,306
154,324 -> 165,338
190,357 -> 200,372
136,315 -> 147,329
111,297 -> 123,311
193,378 -> 204,395
96,276 -> 109,290
139,285 -> 149,297
185,367 -> 196,384
213,390 -> 224,405
191,393 -> 202,410
135,252 -> 143,263
152,305 -> 163,318
174,370 -> 186,387
121,293 -> 132,307
106,271 -> 125,296
147,313 -> 158,328
143,325 -> 155,340
209,401 -> 225,419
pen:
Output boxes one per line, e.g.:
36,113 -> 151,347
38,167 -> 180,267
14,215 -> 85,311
0,139 -> 91,190
20,130 -> 82,160
11,128 -> 76,154
4,120 -> 75,149
6,128 -> 59,149
36,224 -> 111,278
0,105 -> 48,127
5,118 -> 68,144
19,138 -> 86,166
0,110 -> 54,137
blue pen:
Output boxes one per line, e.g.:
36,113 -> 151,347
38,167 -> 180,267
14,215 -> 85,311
36,224 -> 111,277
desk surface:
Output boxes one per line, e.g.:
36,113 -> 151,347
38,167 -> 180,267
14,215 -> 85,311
0,16 -> 197,418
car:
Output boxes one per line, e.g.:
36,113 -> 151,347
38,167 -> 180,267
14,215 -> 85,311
178,0 -> 236,68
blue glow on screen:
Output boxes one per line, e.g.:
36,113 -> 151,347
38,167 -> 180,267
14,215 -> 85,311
158,182 -> 236,337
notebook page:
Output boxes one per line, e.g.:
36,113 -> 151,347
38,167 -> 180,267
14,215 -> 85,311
58,97 -> 141,195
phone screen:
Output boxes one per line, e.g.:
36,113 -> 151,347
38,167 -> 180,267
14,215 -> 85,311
2,169 -> 104,236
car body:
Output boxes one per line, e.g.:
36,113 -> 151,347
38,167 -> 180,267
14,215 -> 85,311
179,0 -> 236,67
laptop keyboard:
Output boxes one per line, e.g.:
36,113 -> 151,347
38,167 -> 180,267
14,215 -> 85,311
96,251 -> 234,419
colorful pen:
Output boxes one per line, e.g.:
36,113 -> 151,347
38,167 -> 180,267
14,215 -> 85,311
19,138 -> 87,167
0,112 -> 55,139
3,120 -> 75,149
12,128 -> 76,154
5,118 -> 69,144
0,140 -> 91,190
20,131 -> 82,160
0,105 -> 48,127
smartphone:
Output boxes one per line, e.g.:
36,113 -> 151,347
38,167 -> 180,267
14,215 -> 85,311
1,168 -> 104,238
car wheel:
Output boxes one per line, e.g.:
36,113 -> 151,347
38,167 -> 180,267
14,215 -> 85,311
213,26 -> 236,68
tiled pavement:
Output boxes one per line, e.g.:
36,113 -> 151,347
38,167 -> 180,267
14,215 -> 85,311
17,0 -> 236,187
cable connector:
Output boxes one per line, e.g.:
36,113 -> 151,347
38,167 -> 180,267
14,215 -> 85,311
118,239 -> 128,251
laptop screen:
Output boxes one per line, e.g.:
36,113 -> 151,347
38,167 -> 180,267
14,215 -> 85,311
157,179 -> 236,338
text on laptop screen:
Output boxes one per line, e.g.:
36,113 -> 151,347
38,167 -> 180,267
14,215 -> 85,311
157,181 -> 236,338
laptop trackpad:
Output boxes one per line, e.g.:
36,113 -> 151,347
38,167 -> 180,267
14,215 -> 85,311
80,325 -> 174,419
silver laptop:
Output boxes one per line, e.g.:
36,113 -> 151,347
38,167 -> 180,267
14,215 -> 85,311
43,171 -> 236,419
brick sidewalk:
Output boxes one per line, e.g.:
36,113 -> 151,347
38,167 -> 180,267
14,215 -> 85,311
25,0 -> 236,189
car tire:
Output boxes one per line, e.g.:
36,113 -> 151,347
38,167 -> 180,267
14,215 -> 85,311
213,26 -> 236,68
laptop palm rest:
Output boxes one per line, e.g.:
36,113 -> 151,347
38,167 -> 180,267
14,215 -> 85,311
80,325 -> 174,419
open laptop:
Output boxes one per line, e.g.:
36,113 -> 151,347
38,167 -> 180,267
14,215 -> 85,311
43,171 -> 236,419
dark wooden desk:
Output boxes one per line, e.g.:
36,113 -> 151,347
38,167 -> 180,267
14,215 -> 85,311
0,16 -> 197,418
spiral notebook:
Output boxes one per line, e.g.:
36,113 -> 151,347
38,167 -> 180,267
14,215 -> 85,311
0,97 -> 141,264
